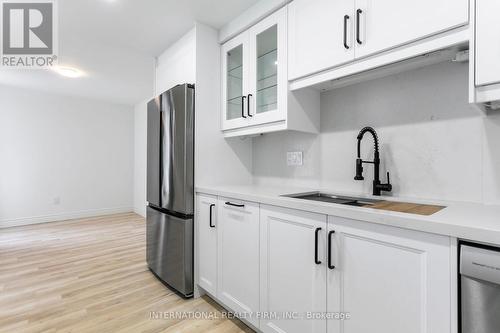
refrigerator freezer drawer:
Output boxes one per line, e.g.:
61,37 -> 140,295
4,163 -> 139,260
146,206 -> 193,297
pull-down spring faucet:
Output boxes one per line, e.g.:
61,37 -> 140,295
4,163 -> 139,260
354,126 -> 392,196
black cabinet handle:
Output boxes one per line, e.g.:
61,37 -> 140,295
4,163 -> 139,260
209,204 -> 216,228
247,94 -> 253,117
315,227 -> 322,265
225,201 -> 245,208
356,9 -> 363,45
328,230 -> 336,269
343,15 -> 350,49
241,96 -> 247,118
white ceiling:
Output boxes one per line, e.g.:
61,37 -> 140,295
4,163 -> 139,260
0,0 -> 259,105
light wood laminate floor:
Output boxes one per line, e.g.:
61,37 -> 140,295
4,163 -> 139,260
0,213 -> 253,333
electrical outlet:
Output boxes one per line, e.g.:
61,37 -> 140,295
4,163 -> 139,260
287,151 -> 303,166
53,197 -> 60,205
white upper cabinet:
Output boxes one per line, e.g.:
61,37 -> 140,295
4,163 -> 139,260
260,205 -> 327,333
288,0 -> 469,81
247,11 -> 287,128
475,0 -> 500,87
221,8 -> 287,133
469,0 -> 500,107
196,194 -> 218,296
288,0 -> 355,80
222,33 -> 250,131
355,0 -> 468,58
328,216 -> 453,333
221,7 -> 320,137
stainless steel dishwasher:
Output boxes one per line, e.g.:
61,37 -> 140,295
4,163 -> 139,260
460,241 -> 500,332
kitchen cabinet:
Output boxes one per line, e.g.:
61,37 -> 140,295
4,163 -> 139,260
260,205 -> 327,333
328,216 -> 452,333
196,194 -> 218,295
470,0 -> 500,109
196,193 -> 454,332
288,0 -> 355,80
288,0 -> 469,80
475,0 -> 500,86
221,33 -> 249,131
222,8 -> 286,132
221,7 -> 320,137
217,197 -> 260,327
247,10 -> 288,128
469,0 -> 500,107
354,0 -> 468,58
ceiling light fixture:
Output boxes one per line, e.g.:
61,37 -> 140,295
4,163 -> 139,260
52,66 -> 84,78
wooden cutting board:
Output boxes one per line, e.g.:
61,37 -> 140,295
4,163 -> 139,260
368,201 -> 446,216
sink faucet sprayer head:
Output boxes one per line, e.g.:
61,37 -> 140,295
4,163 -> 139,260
355,158 -> 364,180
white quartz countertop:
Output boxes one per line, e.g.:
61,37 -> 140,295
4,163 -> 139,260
196,184 -> 500,245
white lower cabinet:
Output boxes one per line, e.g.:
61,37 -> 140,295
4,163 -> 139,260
196,195 -> 454,333
328,216 -> 452,333
260,205 -> 327,333
196,194 -> 218,295
217,197 -> 260,328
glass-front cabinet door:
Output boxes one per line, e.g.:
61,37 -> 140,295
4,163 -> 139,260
221,34 -> 249,131
221,7 -> 286,133
248,7 -> 287,126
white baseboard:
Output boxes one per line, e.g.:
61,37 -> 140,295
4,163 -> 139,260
0,207 -> 134,228
133,206 -> 146,218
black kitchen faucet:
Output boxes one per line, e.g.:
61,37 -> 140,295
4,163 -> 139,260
354,126 -> 392,196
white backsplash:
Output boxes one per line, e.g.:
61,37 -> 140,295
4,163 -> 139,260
252,61 -> 500,204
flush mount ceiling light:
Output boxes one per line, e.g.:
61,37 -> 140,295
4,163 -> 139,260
52,66 -> 84,78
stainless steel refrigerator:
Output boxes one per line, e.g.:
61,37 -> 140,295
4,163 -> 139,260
146,84 -> 194,298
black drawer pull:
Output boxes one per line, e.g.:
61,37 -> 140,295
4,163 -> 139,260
209,204 -> 216,228
356,9 -> 363,45
343,15 -> 350,49
315,227 -> 322,265
247,94 -> 253,117
225,201 -> 245,208
241,96 -> 247,118
328,230 -> 336,270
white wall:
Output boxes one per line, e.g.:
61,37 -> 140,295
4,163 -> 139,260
0,85 -> 134,227
253,61 -> 500,204
195,23 -> 253,187
132,28 -> 197,218
133,100 -> 148,217
155,28 -> 197,95
132,24 -> 253,217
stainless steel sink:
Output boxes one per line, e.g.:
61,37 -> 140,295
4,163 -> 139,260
283,192 -> 383,207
